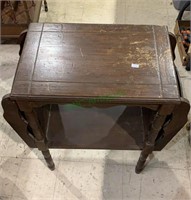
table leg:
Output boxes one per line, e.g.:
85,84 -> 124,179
42,150 -> 55,170
135,105 -> 173,174
18,30 -> 27,56
23,109 -> 55,170
44,0 -> 48,12
169,33 -> 176,61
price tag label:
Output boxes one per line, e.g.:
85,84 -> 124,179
131,63 -> 139,68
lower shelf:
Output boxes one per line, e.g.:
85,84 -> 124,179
37,104 -> 154,150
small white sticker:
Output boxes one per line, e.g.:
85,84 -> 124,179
131,63 -> 139,68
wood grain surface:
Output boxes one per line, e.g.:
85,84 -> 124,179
11,23 -> 180,103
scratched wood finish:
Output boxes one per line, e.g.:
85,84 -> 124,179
11,23 -> 179,103
2,24 -> 190,172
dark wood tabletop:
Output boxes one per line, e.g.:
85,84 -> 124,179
11,23 -> 179,103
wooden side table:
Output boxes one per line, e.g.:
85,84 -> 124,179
2,23 -> 190,173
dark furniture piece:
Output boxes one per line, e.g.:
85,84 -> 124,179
44,0 -> 48,12
2,23 -> 190,173
1,1 -> 47,39
174,1 -> 190,71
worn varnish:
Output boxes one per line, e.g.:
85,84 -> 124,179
2,23 -> 190,173
12,23 -> 179,102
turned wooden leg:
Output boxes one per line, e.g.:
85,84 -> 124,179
26,111 -> 55,170
17,102 -> 55,170
44,0 -> 48,12
42,150 -> 55,170
135,142 -> 154,174
135,105 -> 174,174
18,30 -> 27,56
169,32 -> 176,61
